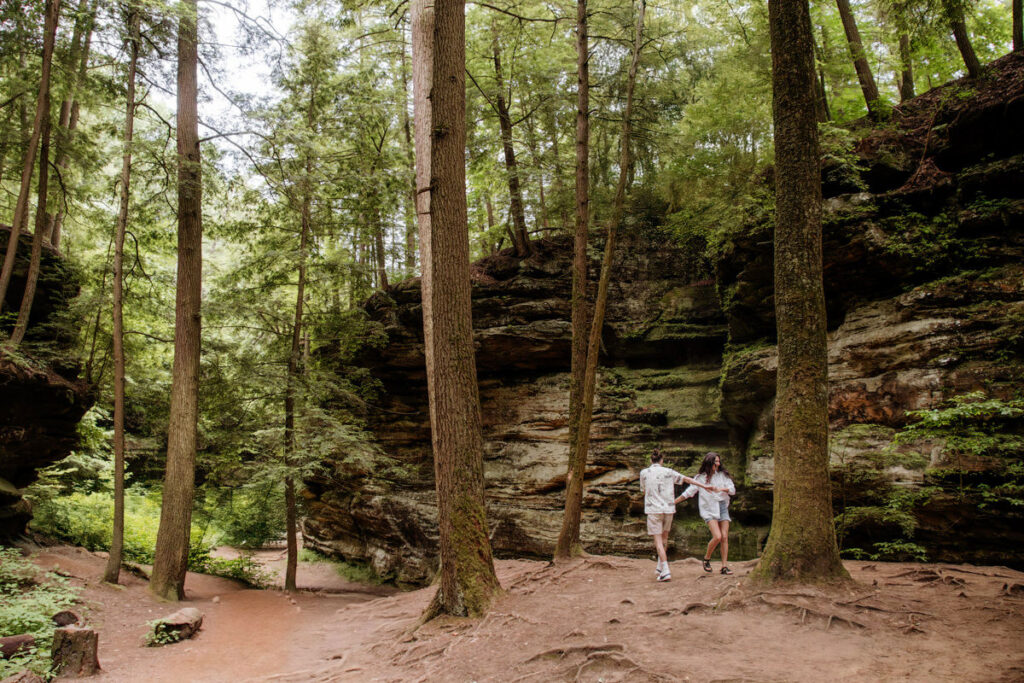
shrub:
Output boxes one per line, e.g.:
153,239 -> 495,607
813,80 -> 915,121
0,547 -> 80,679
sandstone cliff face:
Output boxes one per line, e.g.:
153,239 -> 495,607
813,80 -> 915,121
303,238 -> 743,583
304,52 -> 1024,581
1,226 -> 93,538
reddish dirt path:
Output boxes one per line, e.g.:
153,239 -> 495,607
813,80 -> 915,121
25,546 -> 1024,682
28,546 -> 392,682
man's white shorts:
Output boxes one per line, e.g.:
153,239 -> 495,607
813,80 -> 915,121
647,512 -> 674,535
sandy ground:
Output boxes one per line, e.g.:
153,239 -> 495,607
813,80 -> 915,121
18,546 -> 1024,682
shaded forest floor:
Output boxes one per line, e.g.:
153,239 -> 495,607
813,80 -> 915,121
22,545 -> 1024,682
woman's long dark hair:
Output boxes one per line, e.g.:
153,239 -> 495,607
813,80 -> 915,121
697,451 -> 731,480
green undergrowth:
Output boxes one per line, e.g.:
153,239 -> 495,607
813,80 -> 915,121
297,547 -> 386,585
0,547 -> 80,679
28,490 -> 270,588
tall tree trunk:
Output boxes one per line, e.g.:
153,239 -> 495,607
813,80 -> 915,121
945,3 -> 982,78
554,0 -> 592,560
811,36 -> 830,122
557,0 -> 644,560
103,8 -> 140,586
373,206 -> 389,290
0,0 -> 60,313
898,33 -> 915,101
753,0 -> 848,584
411,0 -> 500,619
835,0 -> 880,116
283,182 -> 310,593
151,0 -> 203,602
401,30 -> 417,275
46,0 -> 98,248
523,113 -> 549,232
9,83 -> 53,345
1014,0 -> 1022,51
548,110 -> 571,233
491,27 -> 531,258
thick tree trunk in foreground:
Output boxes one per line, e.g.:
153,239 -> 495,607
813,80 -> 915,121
557,0 -> 645,559
411,0 -> 501,618
491,28 -> 531,258
835,0 -> 880,116
753,0 -> 849,584
0,0 -> 60,312
151,0 -> 203,602
554,0 -> 592,560
103,8 -> 140,586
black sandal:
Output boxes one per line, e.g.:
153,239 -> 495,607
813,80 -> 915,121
720,566 -> 733,575
702,558 -> 712,572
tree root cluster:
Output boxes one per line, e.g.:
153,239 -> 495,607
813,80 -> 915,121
516,643 -> 674,682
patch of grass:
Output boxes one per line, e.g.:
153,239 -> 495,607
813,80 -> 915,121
298,548 -> 385,584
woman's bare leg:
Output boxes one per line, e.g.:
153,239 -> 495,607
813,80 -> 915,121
705,520 -> 722,559
719,520 -> 730,567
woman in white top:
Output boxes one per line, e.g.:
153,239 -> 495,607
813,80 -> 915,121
677,452 -> 736,575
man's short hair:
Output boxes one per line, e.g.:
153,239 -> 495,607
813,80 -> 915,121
651,449 -> 664,464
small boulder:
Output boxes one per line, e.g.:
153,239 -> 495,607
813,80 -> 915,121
147,607 -> 204,646
52,610 -> 81,627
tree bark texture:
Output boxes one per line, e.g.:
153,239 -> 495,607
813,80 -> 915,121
8,83 -> 53,346
946,5 -> 982,78
401,34 -> 418,274
834,0 -> 880,116
50,627 -> 100,677
151,0 -> 203,602
557,0 -> 645,560
491,28 -> 531,258
103,8 -> 140,586
411,0 -> 501,618
554,0 -> 591,560
283,176 -> 311,592
47,0 -> 98,248
0,0 -> 60,313
754,0 -> 849,584
1015,0 -> 1022,51
898,33 -> 915,101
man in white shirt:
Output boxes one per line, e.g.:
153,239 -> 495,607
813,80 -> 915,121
639,450 -> 711,582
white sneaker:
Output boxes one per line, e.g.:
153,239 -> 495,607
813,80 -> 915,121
655,560 -> 664,575
657,570 -> 671,582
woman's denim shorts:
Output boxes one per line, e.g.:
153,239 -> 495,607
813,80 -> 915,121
702,500 -> 731,522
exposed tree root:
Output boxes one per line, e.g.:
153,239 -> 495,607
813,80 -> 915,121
641,601 -> 716,617
524,643 -> 625,664
1001,582 -> 1024,596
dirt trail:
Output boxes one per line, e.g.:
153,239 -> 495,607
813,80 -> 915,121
24,546 -> 1024,682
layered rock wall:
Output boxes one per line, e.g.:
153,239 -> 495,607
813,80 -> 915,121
1,226 -> 93,537
304,52 -> 1024,580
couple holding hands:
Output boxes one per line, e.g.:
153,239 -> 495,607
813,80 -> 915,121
639,450 -> 736,582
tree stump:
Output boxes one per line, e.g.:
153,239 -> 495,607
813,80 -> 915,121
0,634 -> 35,659
148,607 -> 203,646
50,626 -> 100,678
